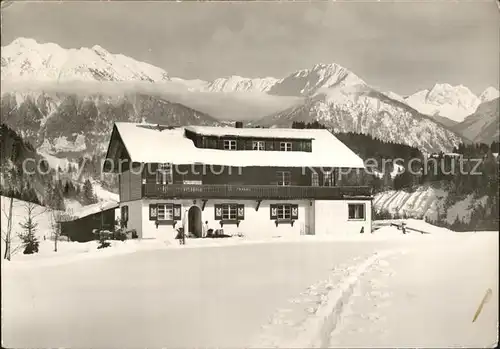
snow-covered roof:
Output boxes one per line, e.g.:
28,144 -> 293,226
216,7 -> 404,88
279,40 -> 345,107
185,125 -> 316,139
62,201 -> 119,221
110,122 -> 365,168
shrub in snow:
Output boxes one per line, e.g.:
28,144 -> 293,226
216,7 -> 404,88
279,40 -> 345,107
17,204 -> 40,255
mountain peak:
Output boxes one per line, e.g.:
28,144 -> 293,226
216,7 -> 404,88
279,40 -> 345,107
268,62 -> 366,97
405,83 -> 480,122
479,86 -> 500,102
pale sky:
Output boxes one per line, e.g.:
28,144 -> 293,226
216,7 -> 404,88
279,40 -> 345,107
2,1 -> 499,95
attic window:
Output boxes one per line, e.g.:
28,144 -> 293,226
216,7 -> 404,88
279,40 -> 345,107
252,141 -> 265,151
280,142 -> 292,152
223,139 -> 237,150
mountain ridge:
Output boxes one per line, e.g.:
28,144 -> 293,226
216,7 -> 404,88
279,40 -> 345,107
1,37 -> 495,155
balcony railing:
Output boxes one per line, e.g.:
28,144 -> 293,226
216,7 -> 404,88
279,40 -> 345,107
143,183 -> 372,200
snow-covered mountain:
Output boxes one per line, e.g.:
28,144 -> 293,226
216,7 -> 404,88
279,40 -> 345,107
256,84 -> 465,153
1,38 -> 170,83
1,91 -> 220,157
452,97 -> 500,144
267,63 -> 366,97
479,87 -> 500,103
404,84 -> 481,123
0,37 -> 491,154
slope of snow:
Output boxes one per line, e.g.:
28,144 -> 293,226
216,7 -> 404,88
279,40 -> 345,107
204,76 -> 279,93
374,187 -> 491,225
1,38 -> 170,83
452,97 -> 500,144
446,194 -> 488,225
0,196 -> 60,257
92,181 -> 119,203
268,63 -> 366,97
479,86 -> 500,103
374,186 -> 449,221
262,86 -> 464,154
329,231 -> 498,348
405,83 -> 481,122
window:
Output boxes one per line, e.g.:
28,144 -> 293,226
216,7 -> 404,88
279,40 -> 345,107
348,203 -> 365,220
280,142 -> 292,152
156,163 -> 173,185
157,203 -> 174,220
252,141 -> 265,151
311,172 -> 319,186
277,205 -> 291,219
215,204 -> 245,221
276,171 -> 291,186
270,204 -> 299,220
223,139 -> 237,150
222,204 -> 237,220
323,171 -> 333,187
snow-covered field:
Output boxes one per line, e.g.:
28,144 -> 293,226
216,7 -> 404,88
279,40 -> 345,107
2,220 -> 498,348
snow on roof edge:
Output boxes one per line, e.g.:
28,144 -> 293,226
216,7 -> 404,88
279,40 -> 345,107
112,122 -> 365,169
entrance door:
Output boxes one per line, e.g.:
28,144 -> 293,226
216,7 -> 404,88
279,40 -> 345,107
188,206 -> 202,238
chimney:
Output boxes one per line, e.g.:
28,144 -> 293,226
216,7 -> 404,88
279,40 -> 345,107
235,121 -> 243,129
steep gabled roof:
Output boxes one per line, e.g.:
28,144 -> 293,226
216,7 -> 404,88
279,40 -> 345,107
105,122 -> 365,168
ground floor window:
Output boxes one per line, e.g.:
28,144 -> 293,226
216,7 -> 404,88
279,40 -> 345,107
215,204 -> 245,221
223,204 -> 237,220
149,203 -> 182,221
348,203 -> 365,220
157,203 -> 174,220
270,204 -> 299,220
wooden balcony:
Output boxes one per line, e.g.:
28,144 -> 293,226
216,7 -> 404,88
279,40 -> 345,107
143,183 -> 372,200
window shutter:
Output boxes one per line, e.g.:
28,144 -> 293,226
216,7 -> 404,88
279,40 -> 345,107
121,206 -> 129,222
246,140 -> 253,150
237,140 -> 244,150
173,204 -> 182,220
214,204 -> 222,220
291,204 -> 299,219
149,204 -> 158,220
237,204 -> 245,220
270,204 -> 277,220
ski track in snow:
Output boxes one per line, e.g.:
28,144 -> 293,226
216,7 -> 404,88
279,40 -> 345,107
250,249 -> 405,348
328,232 -> 499,348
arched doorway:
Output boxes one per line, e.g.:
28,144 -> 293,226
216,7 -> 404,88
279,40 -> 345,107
188,206 -> 202,238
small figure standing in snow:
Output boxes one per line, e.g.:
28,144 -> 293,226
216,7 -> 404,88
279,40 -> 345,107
202,221 -> 209,238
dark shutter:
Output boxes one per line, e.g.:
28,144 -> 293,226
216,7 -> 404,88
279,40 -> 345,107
237,140 -> 244,150
173,204 -> 182,220
121,206 -> 129,222
291,204 -> 299,219
214,204 -> 222,220
149,204 -> 157,220
245,139 -> 253,150
270,204 -> 277,220
237,204 -> 245,220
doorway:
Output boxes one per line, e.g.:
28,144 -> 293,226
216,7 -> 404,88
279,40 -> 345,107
188,206 -> 202,238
